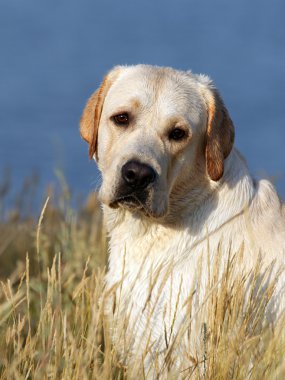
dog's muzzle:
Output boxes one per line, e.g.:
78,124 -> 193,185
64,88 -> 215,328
110,160 -> 157,209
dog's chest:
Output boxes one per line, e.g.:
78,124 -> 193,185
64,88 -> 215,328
104,206 -> 280,352
105,222 -> 214,350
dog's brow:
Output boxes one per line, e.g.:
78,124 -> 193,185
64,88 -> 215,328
165,116 -> 189,128
131,98 -> 141,110
110,98 -> 141,115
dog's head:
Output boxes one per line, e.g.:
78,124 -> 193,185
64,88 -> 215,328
80,65 -> 234,218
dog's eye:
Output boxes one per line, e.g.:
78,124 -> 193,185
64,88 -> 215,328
112,113 -> 129,126
169,128 -> 186,141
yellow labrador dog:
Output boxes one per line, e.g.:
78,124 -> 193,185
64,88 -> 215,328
80,65 -> 285,369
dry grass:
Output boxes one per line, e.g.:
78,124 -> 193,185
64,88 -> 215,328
0,175 -> 284,379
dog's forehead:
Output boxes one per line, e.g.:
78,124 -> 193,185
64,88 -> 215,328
104,66 -> 205,121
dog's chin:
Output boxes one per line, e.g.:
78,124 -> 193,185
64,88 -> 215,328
108,195 -> 167,219
110,196 -> 142,211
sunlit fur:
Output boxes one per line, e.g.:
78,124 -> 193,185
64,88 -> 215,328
81,65 -> 285,371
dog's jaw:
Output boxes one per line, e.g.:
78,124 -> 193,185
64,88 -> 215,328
107,195 -> 169,220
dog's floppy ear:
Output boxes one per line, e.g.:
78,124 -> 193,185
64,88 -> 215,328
204,88 -> 235,181
80,67 -> 121,159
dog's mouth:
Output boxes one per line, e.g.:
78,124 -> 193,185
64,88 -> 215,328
112,195 -> 141,208
106,186 -> 167,219
109,192 -> 150,214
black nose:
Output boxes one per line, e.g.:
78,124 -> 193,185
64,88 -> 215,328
121,160 -> 156,189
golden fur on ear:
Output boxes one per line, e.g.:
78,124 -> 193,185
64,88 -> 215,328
80,68 -> 121,159
80,90 -> 99,150
204,89 -> 235,181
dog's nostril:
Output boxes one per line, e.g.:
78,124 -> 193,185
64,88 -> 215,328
122,160 -> 156,189
126,169 -> 136,182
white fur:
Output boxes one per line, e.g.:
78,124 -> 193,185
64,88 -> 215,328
82,65 -> 285,368
104,150 -> 285,354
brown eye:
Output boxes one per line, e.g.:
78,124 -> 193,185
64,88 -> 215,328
169,128 -> 186,141
113,113 -> 129,126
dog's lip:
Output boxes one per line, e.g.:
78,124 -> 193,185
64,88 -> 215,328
109,196 -> 166,220
109,194 -> 143,209
109,196 -> 168,220
108,192 -> 167,219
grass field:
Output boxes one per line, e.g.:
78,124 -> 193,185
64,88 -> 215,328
0,175 -> 284,379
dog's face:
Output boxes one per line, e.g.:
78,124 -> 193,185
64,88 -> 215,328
80,65 -> 234,218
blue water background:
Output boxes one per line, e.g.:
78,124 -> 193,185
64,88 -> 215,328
0,0 -> 284,207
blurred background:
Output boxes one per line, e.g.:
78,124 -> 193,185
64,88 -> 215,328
0,0 -> 284,211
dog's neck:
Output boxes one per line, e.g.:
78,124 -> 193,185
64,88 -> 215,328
103,148 -> 255,244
